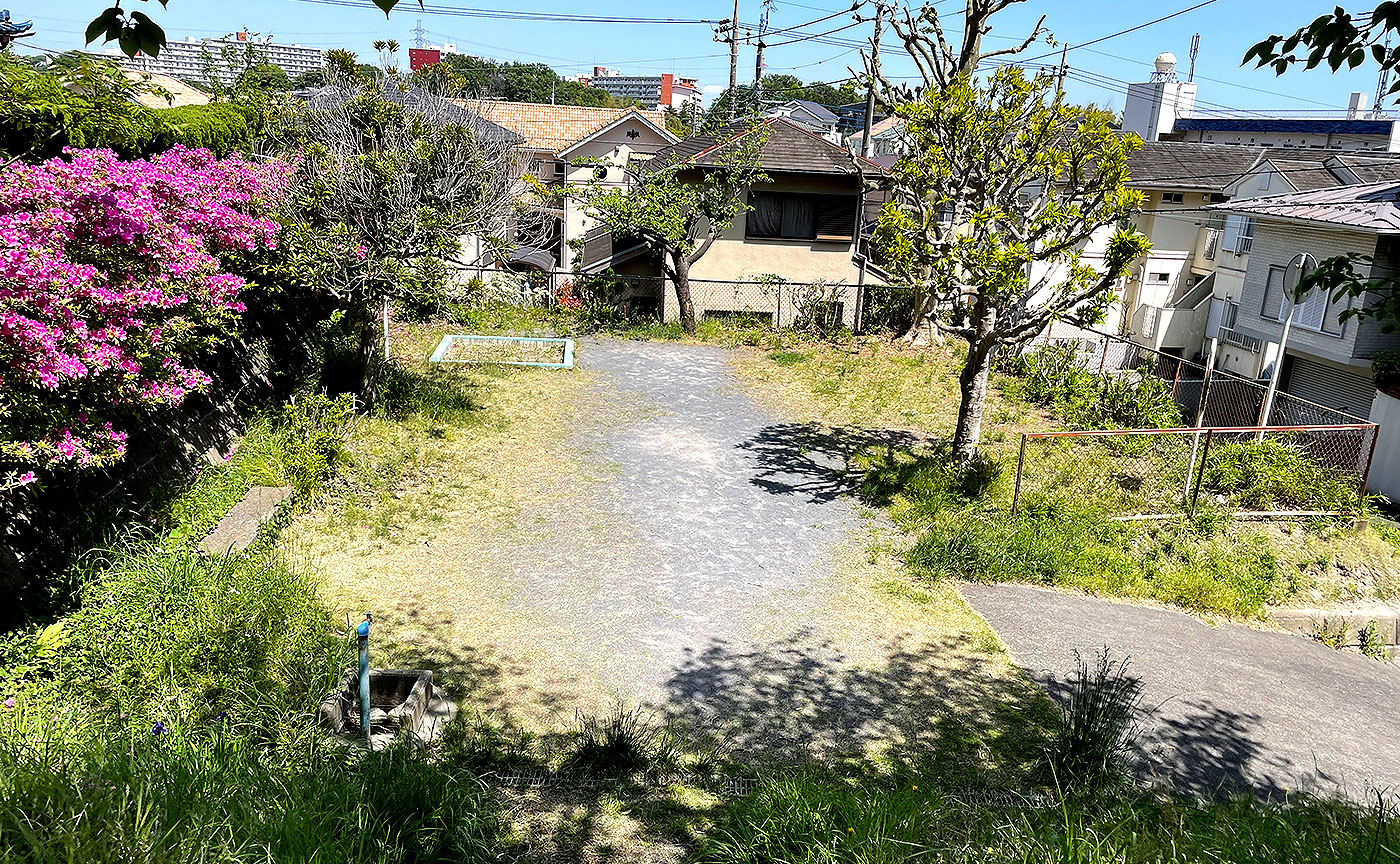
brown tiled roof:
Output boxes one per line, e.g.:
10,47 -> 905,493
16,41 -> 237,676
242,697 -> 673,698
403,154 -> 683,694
644,117 -> 887,176
464,101 -> 668,152
1327,152 -> 1400,184
1126,142 -> 1268,192
1266,158 -> 1341,191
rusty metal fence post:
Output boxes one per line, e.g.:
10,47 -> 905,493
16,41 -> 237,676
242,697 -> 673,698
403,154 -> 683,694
1187,429 -> 1213,517
1011,433 -> 1029,516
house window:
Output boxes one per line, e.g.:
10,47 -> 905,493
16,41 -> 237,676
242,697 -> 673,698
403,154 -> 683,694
1258,169 -> 1272,191
1161,192 -> 1185,204
747,193 -> 855,241
1222,214 -> 1255,254
1261,264 -> 1287,320
1148,272 -> 1171,283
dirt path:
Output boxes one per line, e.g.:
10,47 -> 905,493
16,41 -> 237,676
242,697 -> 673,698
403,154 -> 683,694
292,337 -> 1044,769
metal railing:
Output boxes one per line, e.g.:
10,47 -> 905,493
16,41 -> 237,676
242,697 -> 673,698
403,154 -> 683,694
1218,327 -> 1263,352
1010,423 -> 1380,519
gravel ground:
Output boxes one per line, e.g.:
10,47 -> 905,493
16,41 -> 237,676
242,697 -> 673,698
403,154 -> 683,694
302,337 -> 1041,767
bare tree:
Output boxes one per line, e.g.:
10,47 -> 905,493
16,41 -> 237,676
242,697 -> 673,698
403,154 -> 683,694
861,0 -> 1048,99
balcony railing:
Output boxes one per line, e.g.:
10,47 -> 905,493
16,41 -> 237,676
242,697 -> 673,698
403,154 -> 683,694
1233,235 -> 1253,255
1218,327 -> 1263,352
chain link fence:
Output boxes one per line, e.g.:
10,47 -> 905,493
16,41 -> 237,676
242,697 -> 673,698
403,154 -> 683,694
446,267 -> 917,334
1011,424 -> 1379,519
1027,325 -> 1370,429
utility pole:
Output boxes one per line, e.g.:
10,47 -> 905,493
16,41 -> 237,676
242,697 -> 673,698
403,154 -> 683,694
753,2 -> 769,111
860,1 -> 884,158
754,40 -> 766,105
1055,43 -> 1068,95
728,0 -> 740,121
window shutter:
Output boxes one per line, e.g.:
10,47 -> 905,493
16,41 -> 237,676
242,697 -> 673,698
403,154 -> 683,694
814,195 -> 855,241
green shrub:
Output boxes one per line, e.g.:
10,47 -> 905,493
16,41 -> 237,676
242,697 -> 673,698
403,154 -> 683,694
1202,439 -> 1362,512
0,719 -> 500,863
1005,344 -> 1182,430
150,103 -> 258,156
699,774 -> 1400,864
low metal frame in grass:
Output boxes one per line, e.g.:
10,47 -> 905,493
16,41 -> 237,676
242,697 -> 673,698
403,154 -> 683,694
1010,423 -> 1380,520
428,334 -> 575,369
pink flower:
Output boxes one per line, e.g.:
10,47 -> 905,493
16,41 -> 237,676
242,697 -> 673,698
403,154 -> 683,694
1,147 -> 291,469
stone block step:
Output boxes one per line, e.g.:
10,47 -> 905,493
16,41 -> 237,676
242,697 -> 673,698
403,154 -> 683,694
198,486 -> 293,555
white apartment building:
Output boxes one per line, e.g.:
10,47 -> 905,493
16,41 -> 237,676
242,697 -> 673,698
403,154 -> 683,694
103,33 -> 323,86
579,67 -> 702,112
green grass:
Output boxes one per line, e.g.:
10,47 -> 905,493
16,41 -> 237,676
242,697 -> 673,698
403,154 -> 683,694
699,774 -> 1399,864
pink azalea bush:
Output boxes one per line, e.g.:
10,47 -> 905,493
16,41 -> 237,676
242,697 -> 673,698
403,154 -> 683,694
0,146 -> 292,480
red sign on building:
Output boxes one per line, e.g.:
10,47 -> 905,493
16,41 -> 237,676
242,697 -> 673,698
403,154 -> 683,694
409,48 -> 442,71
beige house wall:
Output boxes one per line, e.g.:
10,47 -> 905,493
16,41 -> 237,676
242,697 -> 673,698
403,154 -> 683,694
665,175 -> 866,327
559,120 -> 674,272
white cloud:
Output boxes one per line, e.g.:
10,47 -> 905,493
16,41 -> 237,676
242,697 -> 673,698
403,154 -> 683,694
702,84 -> 725,94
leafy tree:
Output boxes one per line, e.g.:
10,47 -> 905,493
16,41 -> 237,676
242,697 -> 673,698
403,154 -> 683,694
1244,5 -> 1400,331
1245,4 -> 1400,90
262,65 -> 524,405
570,123 -> 769,333
434,55 -> 629,107
0,54 -> 162,162
235,63 -> 292,94
874,68 -> 1149,461
703,75 -> 863,126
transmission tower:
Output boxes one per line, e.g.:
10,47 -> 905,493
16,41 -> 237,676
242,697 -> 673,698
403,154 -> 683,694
412,19 -> 429,49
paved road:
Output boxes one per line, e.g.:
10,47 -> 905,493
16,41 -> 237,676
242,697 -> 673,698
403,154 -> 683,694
960,581 -> 1400,802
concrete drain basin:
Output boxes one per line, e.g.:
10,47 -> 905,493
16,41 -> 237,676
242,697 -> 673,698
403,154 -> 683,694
318,668 -> 456,745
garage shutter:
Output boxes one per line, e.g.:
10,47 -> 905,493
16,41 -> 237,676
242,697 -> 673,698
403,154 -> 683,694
1285,356 -> 1375,419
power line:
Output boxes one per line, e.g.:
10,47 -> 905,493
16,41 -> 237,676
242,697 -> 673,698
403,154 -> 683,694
289,0 -> 720,25
1022,0 -> 1221,63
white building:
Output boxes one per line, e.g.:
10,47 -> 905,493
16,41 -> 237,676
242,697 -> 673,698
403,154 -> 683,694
579,67 -> 702,112
1122,52 -> 1199,143
102,33 -> 323,86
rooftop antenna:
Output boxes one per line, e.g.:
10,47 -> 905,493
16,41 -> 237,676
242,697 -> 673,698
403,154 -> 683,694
1188,32 -> 1200,82
411,18 -> 428,49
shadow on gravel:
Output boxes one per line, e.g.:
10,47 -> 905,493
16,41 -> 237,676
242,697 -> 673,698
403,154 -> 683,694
736,423 -> 923,504
660,628 -> 1056,785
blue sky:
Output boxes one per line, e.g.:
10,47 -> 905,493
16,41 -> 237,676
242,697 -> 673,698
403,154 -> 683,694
19,0 -> 1391,112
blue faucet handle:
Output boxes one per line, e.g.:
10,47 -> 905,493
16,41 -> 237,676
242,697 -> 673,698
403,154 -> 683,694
356,613 -> 371,638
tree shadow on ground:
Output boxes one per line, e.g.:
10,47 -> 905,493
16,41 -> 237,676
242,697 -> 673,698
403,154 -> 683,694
659,628 -> 1056,786
735,423 -> 926,504
1038,672 -> 1314,801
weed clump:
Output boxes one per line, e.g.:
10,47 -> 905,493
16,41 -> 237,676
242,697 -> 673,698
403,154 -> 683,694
1042,649 -> 1145,794
563,705 -> 681,778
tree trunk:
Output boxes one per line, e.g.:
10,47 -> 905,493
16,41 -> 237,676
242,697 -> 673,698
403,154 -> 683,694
672,250 -> 698,334
950,337 -> 995,462
898,287 -> 936,343
356,310 -> 381,412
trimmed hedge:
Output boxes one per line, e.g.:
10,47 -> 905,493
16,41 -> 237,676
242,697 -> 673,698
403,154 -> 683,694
149,103 -> 259,156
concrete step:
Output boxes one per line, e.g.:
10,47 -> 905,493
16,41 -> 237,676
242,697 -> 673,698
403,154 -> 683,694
1269,604 -> 1399,648
198,485 -> 293,555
